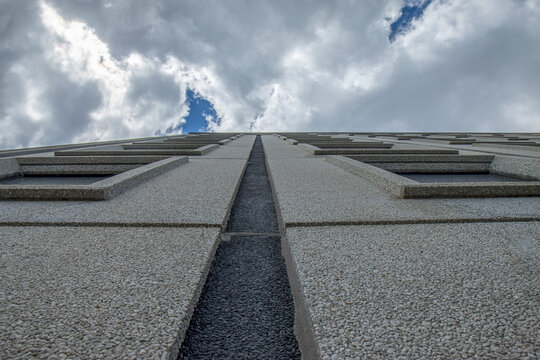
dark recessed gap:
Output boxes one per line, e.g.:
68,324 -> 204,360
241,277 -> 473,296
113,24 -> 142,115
396,172 -> 527,183
0,174 -> 112,185
178,136 -> 300,359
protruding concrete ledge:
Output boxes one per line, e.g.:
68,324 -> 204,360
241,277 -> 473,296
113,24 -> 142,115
327,155 -> 540,198
0,158 -> 20,180
286,139 -> 298,145
346,155 -> 493,163
0,136 -> 163,158
297,143 -> 321,155
283,216 -> 540,228
0,156 -> 188,201
472,142 -> 540,152
308,142 -> 392,149
402,182 -> 540,198
490,155 -> 540,180
281,232 -> 321,360
365,162 -> 491,173
19,164 -> 138,175
475,141 -> 539,146
123,144 -> 208,150
54,144 -> 218,156
299,143 -> 463,156
13,155 -> 171,176
345,155 -> 493,173
326,155 -> 411,197
16,156 -> 168,165
0,221 -> 222,228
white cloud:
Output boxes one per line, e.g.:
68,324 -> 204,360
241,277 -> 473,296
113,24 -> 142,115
0,0 -> 539,149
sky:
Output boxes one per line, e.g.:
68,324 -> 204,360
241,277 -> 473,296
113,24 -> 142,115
0,0 -> 539,149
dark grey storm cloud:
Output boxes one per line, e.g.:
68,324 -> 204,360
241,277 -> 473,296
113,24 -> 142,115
1,0 -> 539,149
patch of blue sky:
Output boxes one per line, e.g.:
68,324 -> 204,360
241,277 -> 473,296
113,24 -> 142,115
388,0 -> 433,42
182,89 -> 220,134
156,89 -> 219,135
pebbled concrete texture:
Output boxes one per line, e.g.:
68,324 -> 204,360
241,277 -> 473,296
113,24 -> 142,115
267,157 -> 540,224
18,164 -> 139,174
364,136 -> 540,160
328,155 -> 540,199
0,156 -> 190,201
15,156 -> 169,165
366,162 -> 490,173
490,155 -> 540,180
285,222 -> 540,359
0,158 -> 246,225
196,143 -> 253,159
0,175 -> 109,185
0,158 -> 20,178
265,151 -> 540,224
195,135 -> 255,159
0,226 -> 220,359
196,146 -> 252,159
399,172 -> 525,183
262,135 -> 314,159
224,134 -> 256,147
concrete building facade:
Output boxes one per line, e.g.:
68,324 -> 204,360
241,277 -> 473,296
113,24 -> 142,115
0,132 -> 539,358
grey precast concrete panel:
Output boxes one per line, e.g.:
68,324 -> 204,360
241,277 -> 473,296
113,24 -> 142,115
474,143 -> 540,152
397,173 -> 526,183
401,182 -> 540,198
0,158 -> 247,225
261,136 -> 313,159
19,164 -> 140,175
266,157 -> 453,224
345,155 -> 494,162
16,156 -> 169,165
265,156 -> 540,225
225,134 -> 257,147
328,155 -> 540,199
0,226 -> 220,359
490,156 -> 540,180
0,136 -> 167,158
369,162 -> 491,173
196,135 -> 256,158
0,158 -> 21,179
0,156 -> 188,201
308,143 -> 392,149
371,136 -> 540,159
198,146 -> 253,159
54,144 -> 219,157
0,176 -> 111,185
284,223 -> 540,359
319,149 -> 460,155
123,144 -> 209,149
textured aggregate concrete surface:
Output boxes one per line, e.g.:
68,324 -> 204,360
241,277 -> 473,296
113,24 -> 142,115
0,226 -> 220,359
196,134 -> 255,159
0,175 -> 110,185
399,172 -> 526,183
364,136 -> 540,159
0,158 -> 246,225
194,145 -> 252,159
265,155 -> 540,224
286,222 -> 540,359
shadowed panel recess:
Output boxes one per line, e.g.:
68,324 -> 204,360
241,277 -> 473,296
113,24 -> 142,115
178,136 -> 300,359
